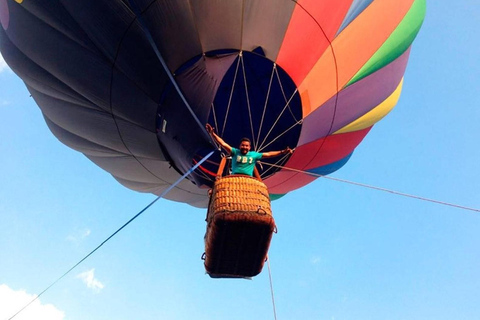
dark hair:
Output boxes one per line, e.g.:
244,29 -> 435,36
240,137 -> 251,144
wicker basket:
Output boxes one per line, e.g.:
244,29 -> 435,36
208,175 -> 272,217
204,175 -> 276,278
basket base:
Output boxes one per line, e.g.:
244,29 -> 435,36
204,212 -> 275,278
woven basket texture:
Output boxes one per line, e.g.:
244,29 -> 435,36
203,175 -> 275,277
208,175 -> 272,217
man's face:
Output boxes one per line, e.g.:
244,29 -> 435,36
239,141 -> 251,155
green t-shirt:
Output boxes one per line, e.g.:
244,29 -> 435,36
231,148 -> 263,176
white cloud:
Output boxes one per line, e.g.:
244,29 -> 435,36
66,228 -> 91,243
310,255 -> 321,265
0,284 -> 65,320
0,53 -> 10,73
76,269 -> 104,293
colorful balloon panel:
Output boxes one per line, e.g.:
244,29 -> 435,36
266,128 -> 371,195
276,0 -> 353,86
0,0 -> 425,206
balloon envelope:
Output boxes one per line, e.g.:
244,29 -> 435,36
0,0 -> 426,206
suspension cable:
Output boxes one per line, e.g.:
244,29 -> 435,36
255,63 -> 276,149
258,119 -> 303,153
275,67 -> 300,123
211,102 -> 219,135
222,54 -> 241,136
8,151 -> 215,320
257,89 -> 298,151
240,52 -> 257,150
260,162 -> 480,213
260,154 -> 290,178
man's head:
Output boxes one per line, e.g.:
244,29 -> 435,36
239,138 -> 251,155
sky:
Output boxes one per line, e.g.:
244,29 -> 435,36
1,1 -> 479,320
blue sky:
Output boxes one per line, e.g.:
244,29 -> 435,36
1,1 -> 479,319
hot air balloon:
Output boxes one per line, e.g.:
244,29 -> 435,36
0,0 -> 426,209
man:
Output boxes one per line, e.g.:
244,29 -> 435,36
206,124 -> 293,177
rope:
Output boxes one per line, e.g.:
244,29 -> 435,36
257,119 -> 302,153
275,66 -> 300,123
127,0 -> 211,143
7,151 -> 215,320
211,102 -> 220,138
221,54 -> 241,136
255,63 -> 276,149
259,154 -> 290,178
240,52 -> 257,150
106,7 -> 173,186
285,2 -> 340,178
259,162 -> 480,213
266,256 -> 278,320
257,89 -> 298,151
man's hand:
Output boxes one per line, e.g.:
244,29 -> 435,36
206,123 -> 232,154
206,123 -> 214,134
283,147 -> 293,155
262,147 -> 294,158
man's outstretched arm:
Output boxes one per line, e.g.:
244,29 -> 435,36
262,147 -> 293,158
206,124 -> 232,154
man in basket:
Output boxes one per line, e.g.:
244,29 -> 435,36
206,123 -> 293,177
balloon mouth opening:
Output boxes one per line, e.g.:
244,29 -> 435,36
194,49 -> 303,185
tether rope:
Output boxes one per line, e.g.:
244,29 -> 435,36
266,256 -> 278,320
127,0 -> 211,143
7,151 -> 215,320
260,161 -> 480,213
